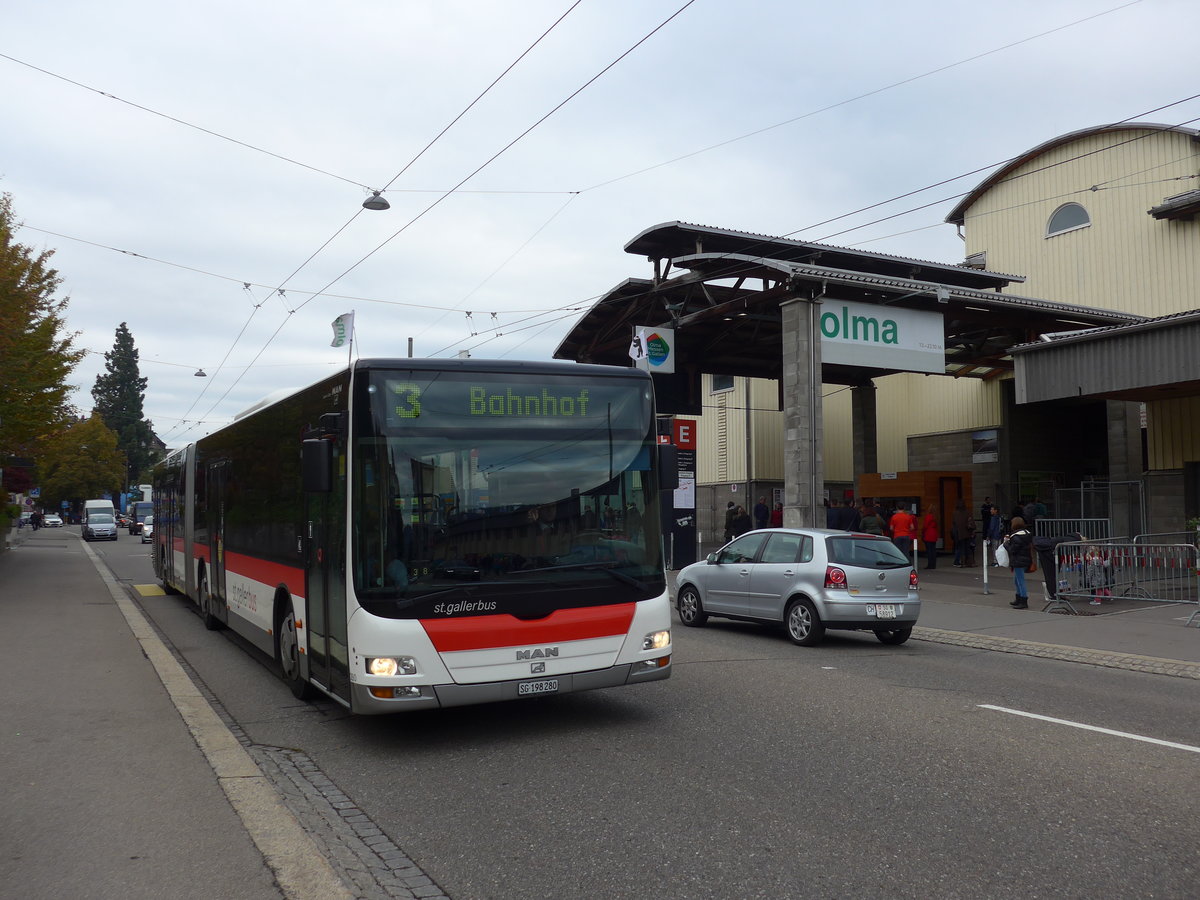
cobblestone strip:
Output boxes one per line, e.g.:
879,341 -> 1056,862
129,590 -> 450,900
252,747 -> 450,900
912,626 -> 1200,680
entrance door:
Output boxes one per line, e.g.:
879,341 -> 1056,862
304,443 -> 351,702
207,460 -> 229,608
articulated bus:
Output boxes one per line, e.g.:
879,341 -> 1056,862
152,358 -> 674,714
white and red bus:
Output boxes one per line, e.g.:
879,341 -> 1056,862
152,359 -> 673,714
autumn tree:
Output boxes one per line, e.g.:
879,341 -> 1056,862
91,321 -> 158,491
37,415 -> 125,514
0,192 -> 84,463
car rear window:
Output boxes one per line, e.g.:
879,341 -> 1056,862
826,535 -> 909,568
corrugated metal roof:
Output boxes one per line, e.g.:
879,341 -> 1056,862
624,220 -> 1026,288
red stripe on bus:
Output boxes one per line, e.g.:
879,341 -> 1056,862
224,551 -> 305,595
422,604 -> 637,652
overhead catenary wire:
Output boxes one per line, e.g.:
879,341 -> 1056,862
187,1 -> 700,432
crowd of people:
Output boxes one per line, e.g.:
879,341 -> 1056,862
722,493 -> 1058,610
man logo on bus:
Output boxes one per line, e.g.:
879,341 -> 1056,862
516,647 -> 559,660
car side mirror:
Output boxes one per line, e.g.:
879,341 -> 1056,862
706,552 -> 718,564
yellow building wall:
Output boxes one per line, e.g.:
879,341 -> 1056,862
1147,396 -> 1200,470
961,128 -> 1200,316
870,373 -> 1006,472
695,375 -> 856,484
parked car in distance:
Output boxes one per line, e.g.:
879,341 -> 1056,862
140,515 -> 154,543
82,512 -> 118,542
675,527 -> 920,646
42,513 -> 64,527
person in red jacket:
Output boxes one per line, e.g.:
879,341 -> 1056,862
920,505 -> 940,569
889,505 -> 917,561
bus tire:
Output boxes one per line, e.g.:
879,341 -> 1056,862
197,573 -> 222,631
277,598 -> 315,701
156,548 -> 180,594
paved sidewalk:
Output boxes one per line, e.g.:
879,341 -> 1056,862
0,525 -> 352,900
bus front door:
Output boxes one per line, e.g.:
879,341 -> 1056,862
305,450 -> 351,704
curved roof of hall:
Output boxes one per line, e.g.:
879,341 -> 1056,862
624,220 -> 1024,290
944,122 -> 1200,226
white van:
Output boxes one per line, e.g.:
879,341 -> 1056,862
83,499 -> 116,528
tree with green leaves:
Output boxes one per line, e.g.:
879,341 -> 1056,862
91,321 -> 158,492
38,414 -> 125,515
0,192 -> 85,463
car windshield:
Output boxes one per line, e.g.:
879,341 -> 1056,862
88,514 -> 113,524
826,535 -> 910,568
144,516 -> 154,525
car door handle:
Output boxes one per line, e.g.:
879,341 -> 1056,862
782,570 -> 795,576
739,568 -> 751,576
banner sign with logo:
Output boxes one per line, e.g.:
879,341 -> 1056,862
628,326 -> 676,374
818,300 -> 944,374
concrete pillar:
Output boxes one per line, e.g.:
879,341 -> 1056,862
781,296 -> 823,528
851,381 -> 878,486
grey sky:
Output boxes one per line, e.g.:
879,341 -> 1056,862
3,0 -> 1195,447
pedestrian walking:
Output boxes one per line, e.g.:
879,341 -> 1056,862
730,505 -> 752,537
859,505 -> 886,536
951,500 -> 969,567
1003,516 -> 1034,608
889,505 -> 917,560
753,496 -> 769,531
985,505 -> 1003,565
921,505 -> 940,569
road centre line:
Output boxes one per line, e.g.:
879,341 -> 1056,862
978,704 -> 1200,755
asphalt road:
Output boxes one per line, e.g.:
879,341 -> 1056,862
98,535 -> 1200,899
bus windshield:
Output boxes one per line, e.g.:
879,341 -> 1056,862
352,369 -> 665,619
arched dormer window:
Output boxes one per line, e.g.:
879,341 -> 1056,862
1046,202 -> 1091,237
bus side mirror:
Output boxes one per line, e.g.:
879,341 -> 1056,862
657,444 -> 679,492
302,439 -> 333,493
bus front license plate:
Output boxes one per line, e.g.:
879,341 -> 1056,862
874,604 -> 897,619
518,679 -> 559,696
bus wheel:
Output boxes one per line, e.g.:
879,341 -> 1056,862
197,574 -> 221,631
277,600 -> 315,701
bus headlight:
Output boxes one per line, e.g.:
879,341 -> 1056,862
367,656 -> 417,676
642,630 -> 671,651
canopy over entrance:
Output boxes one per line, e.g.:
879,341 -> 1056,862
555,222 -> 1142,409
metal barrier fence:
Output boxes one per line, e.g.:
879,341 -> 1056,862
1050,540 -> 1200,621
1035,518 -> 1112,540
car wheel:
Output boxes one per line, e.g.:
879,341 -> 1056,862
785,597 -> 825,646
277,599 -> 315,701
197,573 -> 222,631
875,626 -> 913,645
677,585 -> 708,627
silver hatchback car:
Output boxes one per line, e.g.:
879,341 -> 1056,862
676,528 -> 920,645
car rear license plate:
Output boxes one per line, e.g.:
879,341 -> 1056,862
872,604 -> 897,619
518,679 -> 558,696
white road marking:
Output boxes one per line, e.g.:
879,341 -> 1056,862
978,704 -> 1200,754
